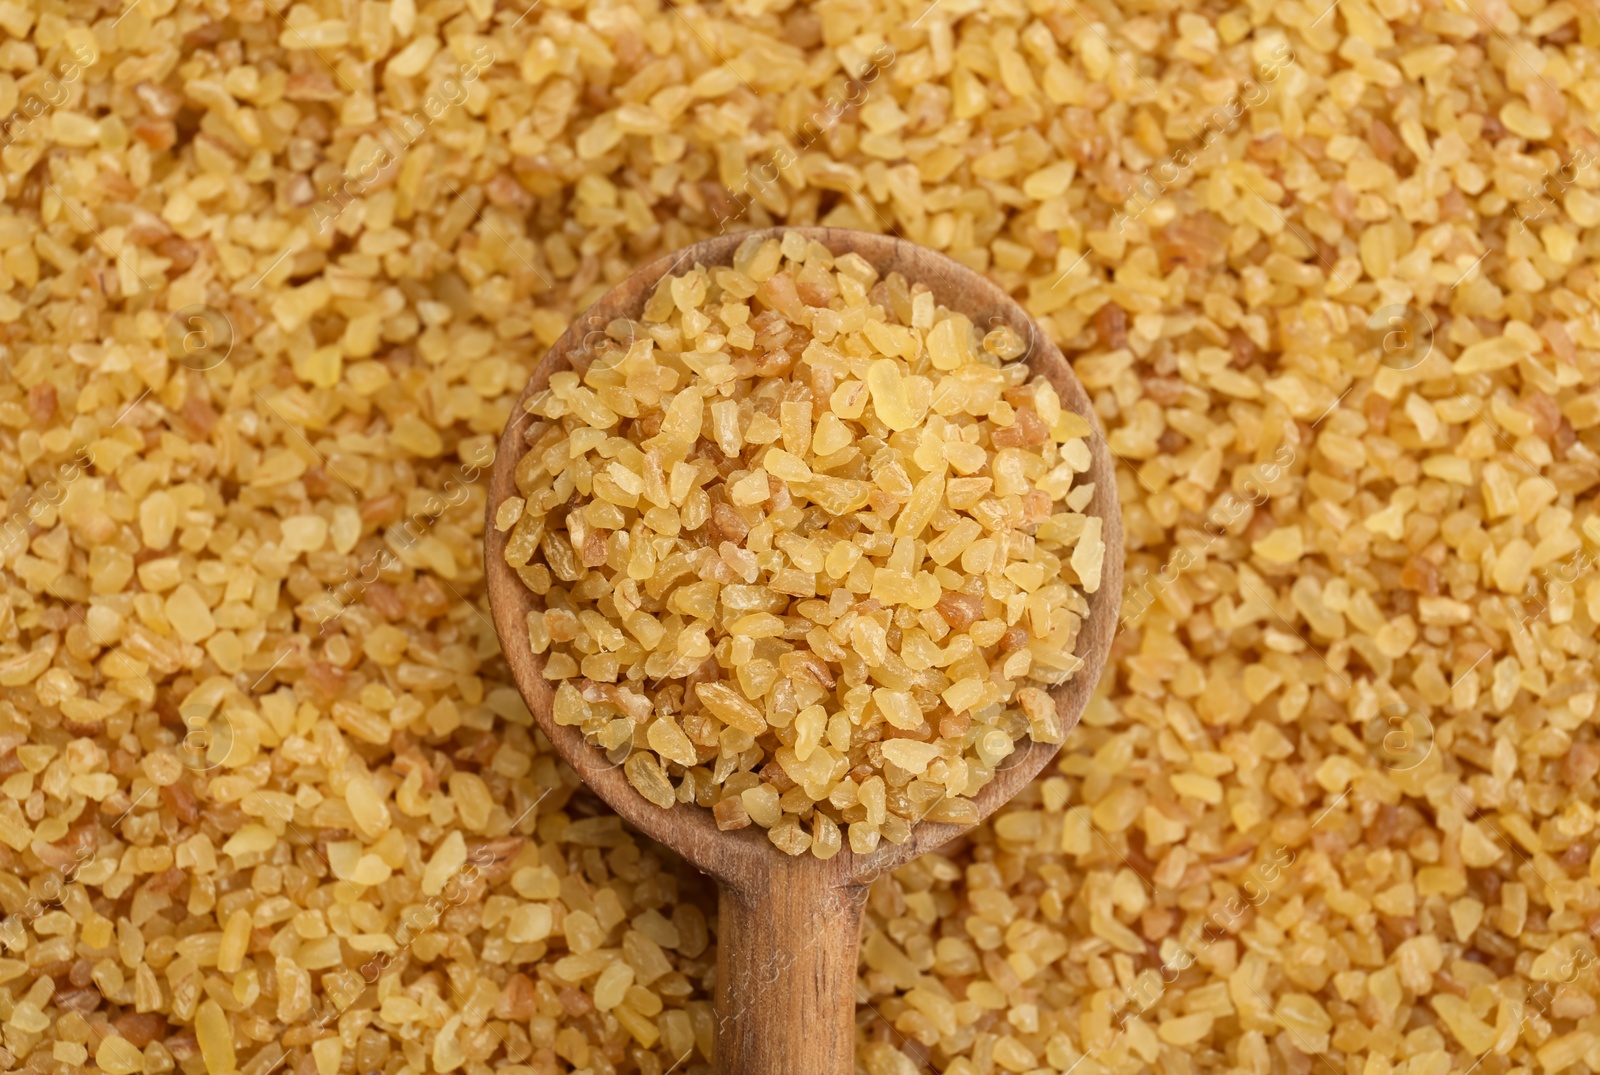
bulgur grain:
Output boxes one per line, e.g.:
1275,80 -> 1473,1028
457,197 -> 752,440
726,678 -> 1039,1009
507,233 -> 1102,856
0,0 -> 1597,1071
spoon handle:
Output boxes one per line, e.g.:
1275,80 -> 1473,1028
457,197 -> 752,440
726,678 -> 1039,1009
713,861 -> 868,1075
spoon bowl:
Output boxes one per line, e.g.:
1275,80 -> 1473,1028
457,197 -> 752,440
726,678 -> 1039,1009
486,227 -> 1122,1075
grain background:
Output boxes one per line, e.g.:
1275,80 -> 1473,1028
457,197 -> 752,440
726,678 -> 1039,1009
0,0 -> 1598,1074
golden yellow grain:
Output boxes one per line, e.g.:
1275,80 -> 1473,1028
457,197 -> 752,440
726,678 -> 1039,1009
1,0 -> 1597,1072
509,234 -> 1100,855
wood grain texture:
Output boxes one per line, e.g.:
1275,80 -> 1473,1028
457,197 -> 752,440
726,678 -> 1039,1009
713,859 -> 869,1075
485,227 -> 1123,1074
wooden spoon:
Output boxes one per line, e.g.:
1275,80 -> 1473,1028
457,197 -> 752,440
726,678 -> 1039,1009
485,227 -> 1122,1075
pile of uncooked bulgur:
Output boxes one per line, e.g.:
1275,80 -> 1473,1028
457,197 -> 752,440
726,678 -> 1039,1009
1,0 -> 1598,1072
503,229 -> 1104,859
